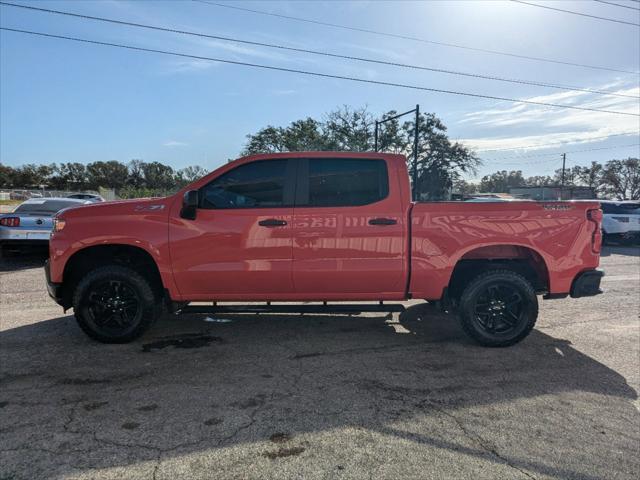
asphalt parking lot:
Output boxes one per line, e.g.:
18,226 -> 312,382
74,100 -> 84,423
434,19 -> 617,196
0,247 -> 638,480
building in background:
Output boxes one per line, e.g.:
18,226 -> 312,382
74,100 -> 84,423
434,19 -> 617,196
509,186 -> 596,201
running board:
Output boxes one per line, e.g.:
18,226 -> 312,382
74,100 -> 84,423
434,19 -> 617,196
180,303 -> 405,315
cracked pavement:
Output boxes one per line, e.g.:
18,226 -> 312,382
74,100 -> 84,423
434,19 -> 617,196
0,246 -> 639,479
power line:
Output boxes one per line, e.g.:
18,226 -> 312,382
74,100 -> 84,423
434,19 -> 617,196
193,0 -> 639,75
481,143 -> 640,164
3,27 -> 638,118
511,0 -> 640,27
2,2 -> 636,100
474,132 -> 640,152
593,0 -> 640,12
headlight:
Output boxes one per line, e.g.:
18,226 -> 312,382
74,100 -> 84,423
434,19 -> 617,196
53,217 -> 66,232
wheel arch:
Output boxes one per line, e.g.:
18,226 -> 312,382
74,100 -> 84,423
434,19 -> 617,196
60,244 -> 165,309
447,244 -> 550,303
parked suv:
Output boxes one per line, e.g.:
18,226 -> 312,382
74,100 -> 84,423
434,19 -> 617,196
601,201 -> 640,245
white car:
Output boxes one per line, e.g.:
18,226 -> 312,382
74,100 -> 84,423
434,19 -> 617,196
601,201 -> 640,245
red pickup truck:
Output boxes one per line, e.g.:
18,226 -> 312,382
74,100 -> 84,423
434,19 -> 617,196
45,152 -> 603,347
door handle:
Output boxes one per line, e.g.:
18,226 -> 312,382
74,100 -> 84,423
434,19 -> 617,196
368,218 -> 397,226
259,218 -> 288,227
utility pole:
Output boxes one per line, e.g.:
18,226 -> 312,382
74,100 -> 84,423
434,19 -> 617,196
560,153 -> 566,200
373,104 -> 420,200
374,121 -> 379,152
412,104 -> 420,201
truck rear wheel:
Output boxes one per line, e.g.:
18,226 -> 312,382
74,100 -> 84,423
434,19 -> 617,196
72,265 -> 161,343
458,269 -> 538,347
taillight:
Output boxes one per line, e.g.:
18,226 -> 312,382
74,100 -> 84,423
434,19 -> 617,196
587,209 -> 603,222
0,217 -> 20,227
587,208 -> 602,254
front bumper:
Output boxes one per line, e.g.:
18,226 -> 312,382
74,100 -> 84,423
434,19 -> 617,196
570,269 -> 604,298
604,231 -> 640,244
44,260 -> 65,307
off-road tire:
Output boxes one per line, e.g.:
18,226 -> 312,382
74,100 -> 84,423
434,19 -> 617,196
458,269 -> 538,347
72,265 -> 161,343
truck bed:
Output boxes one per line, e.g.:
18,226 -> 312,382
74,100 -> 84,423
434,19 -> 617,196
409,201 -> 602,299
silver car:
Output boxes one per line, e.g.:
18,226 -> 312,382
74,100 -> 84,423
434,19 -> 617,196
0,197 -> 90,254
66,193 -> 105,203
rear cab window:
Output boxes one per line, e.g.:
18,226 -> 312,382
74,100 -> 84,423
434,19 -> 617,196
297,158 -> 389,207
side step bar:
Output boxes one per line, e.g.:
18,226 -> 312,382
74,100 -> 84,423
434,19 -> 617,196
179,303 -> 405,315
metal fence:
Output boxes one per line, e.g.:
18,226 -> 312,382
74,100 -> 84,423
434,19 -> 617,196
0,188 -> 114,201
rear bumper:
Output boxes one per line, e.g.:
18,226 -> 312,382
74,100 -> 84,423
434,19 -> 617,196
44,260 -> 65,306
0,228 -> 51,242
570,269 -> 604,298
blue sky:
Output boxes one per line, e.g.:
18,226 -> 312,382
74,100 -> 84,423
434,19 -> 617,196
1,0 -> 639,179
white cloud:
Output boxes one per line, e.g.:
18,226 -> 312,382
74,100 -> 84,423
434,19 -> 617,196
163,59 -> 220,74
271,89 -> 297,96
459,81 -> 640,151
163,141 -> 188,147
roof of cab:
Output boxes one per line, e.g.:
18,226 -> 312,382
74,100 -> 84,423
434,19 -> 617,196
235,151 -> 407,167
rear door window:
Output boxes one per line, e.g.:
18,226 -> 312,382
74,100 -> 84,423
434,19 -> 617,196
299,158 -> 389,207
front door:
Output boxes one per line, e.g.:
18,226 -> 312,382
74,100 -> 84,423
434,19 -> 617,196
169,159 -> 296,300
292,157 -> 406,299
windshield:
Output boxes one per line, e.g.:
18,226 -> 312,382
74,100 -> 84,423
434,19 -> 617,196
14,200 -> 81,215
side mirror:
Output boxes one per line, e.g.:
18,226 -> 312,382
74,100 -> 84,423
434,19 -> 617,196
180,190 -> 199,220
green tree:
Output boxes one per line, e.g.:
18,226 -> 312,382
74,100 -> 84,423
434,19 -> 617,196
601,158 -> 639,200
243,106 -> 479,200
243,126 -> 287,154
10,164 -> 54,188
127,159 -> 147,187
323,106 -> 374,151
376,111 -> 407,154
282,118 -> 328,152
175,165 -> 208,187
525,175 -> 555,187
406,113 -> 479,200
452,178 -> 478,197
571,161 -> 604,197
142,161 -> 175,190
0,163 -> 16,188
479,170 -> 526,193
49,162 -> 88,190
86,161 -> 129,190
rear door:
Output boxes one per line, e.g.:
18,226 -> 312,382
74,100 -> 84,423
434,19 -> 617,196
292,157 -> 406,299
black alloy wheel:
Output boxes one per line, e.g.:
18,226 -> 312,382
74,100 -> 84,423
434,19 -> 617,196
73,265 -> 160,343
458,269 -> 538,347
472,283 -> 524,336
85,279 -> 142,337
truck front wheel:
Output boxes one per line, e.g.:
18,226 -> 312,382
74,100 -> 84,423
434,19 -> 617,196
72,265 -> 161,343
458,270 -> 538,347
